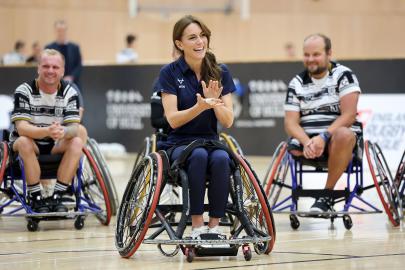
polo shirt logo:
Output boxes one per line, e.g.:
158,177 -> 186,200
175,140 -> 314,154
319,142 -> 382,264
177,78 -> 185,88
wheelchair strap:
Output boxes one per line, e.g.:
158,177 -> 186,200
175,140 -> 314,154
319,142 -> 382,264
170,139 -> 238,170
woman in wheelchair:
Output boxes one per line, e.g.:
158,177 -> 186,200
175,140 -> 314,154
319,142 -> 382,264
10,49 -> 87,213
158,15 -> 235,238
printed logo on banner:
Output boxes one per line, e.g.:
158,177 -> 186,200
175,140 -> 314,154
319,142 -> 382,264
358,94 -> 405,170
234,79 -> 287,128
105,89 -> 150,130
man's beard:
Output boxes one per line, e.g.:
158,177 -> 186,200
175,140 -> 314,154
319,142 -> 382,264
308,65 -> 328,76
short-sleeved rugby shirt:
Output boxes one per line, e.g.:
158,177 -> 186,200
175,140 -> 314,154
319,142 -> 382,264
10,79 -> 80,142
285,61 -> 362,136
158,56 -> 235,147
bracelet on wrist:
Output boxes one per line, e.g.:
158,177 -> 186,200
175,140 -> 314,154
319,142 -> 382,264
319,131 -> 331,143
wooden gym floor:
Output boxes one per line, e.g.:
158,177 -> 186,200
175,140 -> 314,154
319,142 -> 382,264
0,155 -> 404,270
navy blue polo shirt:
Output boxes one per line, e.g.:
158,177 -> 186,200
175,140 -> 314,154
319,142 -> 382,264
158,56 -> 235,148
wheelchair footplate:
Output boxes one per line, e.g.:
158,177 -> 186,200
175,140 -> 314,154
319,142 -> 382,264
290,210 -> 380,218
144,234 -> 270,261
25,211 -> 87,220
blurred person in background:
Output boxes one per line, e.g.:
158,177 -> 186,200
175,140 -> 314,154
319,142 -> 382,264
46,20 -> 82,89
2,40 -> 26,65
26,41 -> 42,64
116,34 -> 139,64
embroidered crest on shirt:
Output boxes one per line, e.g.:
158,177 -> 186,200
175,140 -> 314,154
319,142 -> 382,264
177,78 -> 185,88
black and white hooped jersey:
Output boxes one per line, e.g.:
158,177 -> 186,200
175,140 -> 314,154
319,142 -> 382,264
284,61 -> 362,136
10,79 -> 80,142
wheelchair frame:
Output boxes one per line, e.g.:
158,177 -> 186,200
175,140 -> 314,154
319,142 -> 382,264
115,140 -> 276,263
263,140 -> 403,230
0,140 -> 112,231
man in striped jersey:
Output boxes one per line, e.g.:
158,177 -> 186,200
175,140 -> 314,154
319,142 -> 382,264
10,49 -> 87,213
284,34 -> 362,213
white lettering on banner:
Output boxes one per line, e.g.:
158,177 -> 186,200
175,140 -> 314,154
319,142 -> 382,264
105,89 -> 150,130
248,79 -> 287,118
358,94 -> 405,171
235,119 -> 276,128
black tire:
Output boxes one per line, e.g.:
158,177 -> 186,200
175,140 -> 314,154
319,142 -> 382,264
343,215 -> 353,230
80,148 -> 112,225
243,245 -> 252,261
186,247 -> 195,263
27,219 -> 39,232
87,138 -> 119,215
115,152 -> 163,258
74,216 -> 85,230
289,214 -> 300,230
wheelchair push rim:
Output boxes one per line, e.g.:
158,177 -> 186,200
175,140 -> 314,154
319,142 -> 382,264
365,141 -> 402,226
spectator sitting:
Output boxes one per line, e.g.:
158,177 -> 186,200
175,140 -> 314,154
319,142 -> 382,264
116,34 -> 139,64
26,42 -> 42,64
2,40 -> 26,65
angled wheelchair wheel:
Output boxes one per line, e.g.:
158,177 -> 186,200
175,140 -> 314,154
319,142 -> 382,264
263,142 -> 289,206
234,155 -> 276,254
0,142 -> 9,186
81,147 -> 112,225
86,138 -> 119,215
365,141 -> 402,226
115,152 -> 163,258
220,133 -> 244,156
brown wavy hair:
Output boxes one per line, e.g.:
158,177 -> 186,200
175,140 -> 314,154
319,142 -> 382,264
172,15 -> 222,87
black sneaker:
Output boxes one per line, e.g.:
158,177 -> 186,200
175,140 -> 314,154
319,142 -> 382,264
29,194 -> 51,213
49,193 -> 68,212
310,197 -> 333,212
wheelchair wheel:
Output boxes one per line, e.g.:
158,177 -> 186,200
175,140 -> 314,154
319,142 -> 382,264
263,142 -> 289,206
81,148 -> 112,225
133,136 -> 154,169
115,152 -> 163,258
365,141 -> 402,226
235,155 -> 276,254
0,142 -> 9,185
220,133 -> 244,156
87,138 -> 119,215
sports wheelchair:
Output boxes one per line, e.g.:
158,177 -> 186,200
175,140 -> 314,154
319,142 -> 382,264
263,138 -> 403,230
0,137 -> 113,231
115,139 -> 276,263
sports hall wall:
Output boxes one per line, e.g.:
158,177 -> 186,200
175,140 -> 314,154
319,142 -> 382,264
1,0 -> 405,63
1,59 -> 404,157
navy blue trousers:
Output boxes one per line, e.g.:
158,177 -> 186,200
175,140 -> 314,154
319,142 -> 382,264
171,145 -> 231,218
